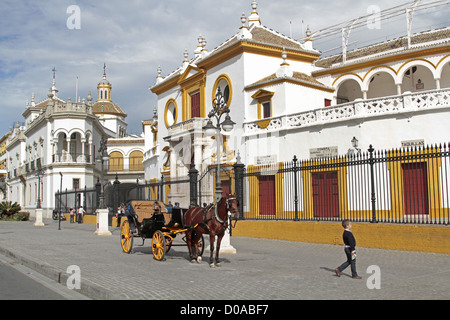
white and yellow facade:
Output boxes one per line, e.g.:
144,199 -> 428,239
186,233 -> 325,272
147,1 -> 450,220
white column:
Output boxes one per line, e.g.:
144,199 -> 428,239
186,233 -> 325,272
94,208 -> 111,236
435,78 -> 441,90
204,217 -> 236,254
396,84 -> 402,96
362,90 -> 368,100
34,208 -> 45,227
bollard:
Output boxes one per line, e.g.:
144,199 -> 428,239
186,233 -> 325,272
34,208 -> 45,227
94,208 -> 112,236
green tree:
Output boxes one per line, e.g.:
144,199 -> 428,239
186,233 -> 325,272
0,201 -> 21,218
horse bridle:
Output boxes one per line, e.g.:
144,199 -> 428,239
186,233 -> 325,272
216,196 -> 239,227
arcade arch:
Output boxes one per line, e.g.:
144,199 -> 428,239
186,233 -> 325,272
367,71 -> 397,99
335,78 -> 363,104
438,56 -> 450,89
400,64 -> 436,93
332,58 -> 448,105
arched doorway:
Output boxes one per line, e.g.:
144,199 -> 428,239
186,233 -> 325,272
401,65 -> 436,93
109,151 -> 124,171
336,79 -> 363,104
129,150 -> 144,171
439,61 -> 450,89
367,72 -> 397,99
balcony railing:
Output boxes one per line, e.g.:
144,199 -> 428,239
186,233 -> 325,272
244,88 -> 450,135
167,118 -> 208,137
52,153 -> 92,164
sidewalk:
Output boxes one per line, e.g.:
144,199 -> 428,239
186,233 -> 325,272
0,219 -> 448,300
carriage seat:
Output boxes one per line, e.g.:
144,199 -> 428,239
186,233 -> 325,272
128,200 -> 172,225
166,208 -> 187,228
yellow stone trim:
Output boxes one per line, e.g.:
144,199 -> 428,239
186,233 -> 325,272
197,41 -> 320,71
252,89 -> 274,119
387,146 -> 443,220
164,99 -> 178,128
232,221 -> 450,254
332,73 -> 364,87
314,44 -> 450,78
247,163 -> 285,218
256,119 -> 271,129
212,74 -> 233,108
300,158 -> 349,220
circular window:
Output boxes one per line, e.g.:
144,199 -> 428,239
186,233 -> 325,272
164,99 -> 178,128
213,74 -> 232,107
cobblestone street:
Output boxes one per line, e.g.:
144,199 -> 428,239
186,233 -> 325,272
0,220 -> 448,301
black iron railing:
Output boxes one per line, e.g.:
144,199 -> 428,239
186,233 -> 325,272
240,143 -> 450,225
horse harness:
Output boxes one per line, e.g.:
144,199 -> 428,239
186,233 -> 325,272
192,197 -> 238,233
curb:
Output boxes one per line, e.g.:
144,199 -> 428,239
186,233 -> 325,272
0,246 -> 123,300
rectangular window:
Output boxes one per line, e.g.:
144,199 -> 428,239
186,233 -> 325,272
262,102 -> 271,118
73,178 -> 80,190
324,99 -> 331,107
190,92 -> 200,118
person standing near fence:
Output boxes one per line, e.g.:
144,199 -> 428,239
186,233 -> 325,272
69,208 -> 75,223
77,206 -> 85,224
335,219 -> 362,279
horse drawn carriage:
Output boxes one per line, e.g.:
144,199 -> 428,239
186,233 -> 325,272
120,200 -> 204,261
120,194 -> 239,267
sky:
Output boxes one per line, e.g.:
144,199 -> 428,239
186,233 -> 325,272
0,0 -> 448,135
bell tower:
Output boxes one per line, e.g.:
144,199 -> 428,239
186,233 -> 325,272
97,63 -> 112,102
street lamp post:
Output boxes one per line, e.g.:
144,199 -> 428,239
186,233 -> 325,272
202,87 -> 237,254
95,136 -> 112,236
203,87 -> 235,203
97,137 -> 110,209
34,168 -> 46,227
36,168 -> 46,209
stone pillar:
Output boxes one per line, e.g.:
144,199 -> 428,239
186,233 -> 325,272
94,208 -> 112,236
34,208 -> 45,227
204,221 -> 236,254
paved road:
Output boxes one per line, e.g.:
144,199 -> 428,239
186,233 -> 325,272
0,253 -> 89,300
0,219 -> 448,302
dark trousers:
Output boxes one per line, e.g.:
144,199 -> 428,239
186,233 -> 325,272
337,247 -> 358,277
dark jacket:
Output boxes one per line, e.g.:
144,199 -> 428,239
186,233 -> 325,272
343,229 -> 356,251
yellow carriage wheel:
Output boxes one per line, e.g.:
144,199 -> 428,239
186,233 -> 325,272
195,235 -> 205,257
152,230 -> 166,261
120,220 -> 133,254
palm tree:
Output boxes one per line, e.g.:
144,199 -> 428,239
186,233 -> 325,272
0,201 -> 21,218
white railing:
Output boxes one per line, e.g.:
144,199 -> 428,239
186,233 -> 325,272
244,88 -> 450,135
167,117 -> 208,136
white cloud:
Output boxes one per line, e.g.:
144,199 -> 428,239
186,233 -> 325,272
0,0 -> 448,133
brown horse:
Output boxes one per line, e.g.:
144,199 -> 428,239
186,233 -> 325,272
184,193 -> 239,267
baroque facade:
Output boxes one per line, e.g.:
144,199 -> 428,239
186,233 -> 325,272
147,1 -> 450,217
6,69 -> 144,217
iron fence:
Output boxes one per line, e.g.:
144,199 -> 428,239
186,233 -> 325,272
55,186 -> 98,215
54,143 -> 450,225
241,143 -> 450,225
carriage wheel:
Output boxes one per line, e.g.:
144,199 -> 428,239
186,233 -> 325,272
165,236 -> 173,253
152,230 -> 166,261
120,220 -> 133,254
195,234 -> 205,257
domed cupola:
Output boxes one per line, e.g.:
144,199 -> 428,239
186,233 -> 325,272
97,63 -> 112,102
92,64 -> 127,118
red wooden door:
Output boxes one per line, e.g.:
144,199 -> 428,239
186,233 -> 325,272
259,175 -> 275,215
312,171 -> 339,218
191,92 -> 200,118
402,162 -> 428,215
